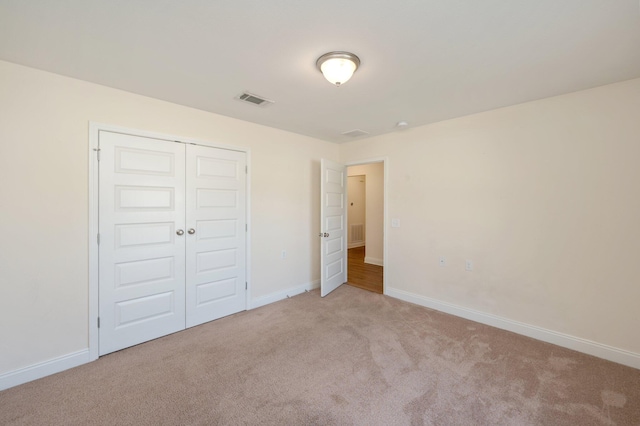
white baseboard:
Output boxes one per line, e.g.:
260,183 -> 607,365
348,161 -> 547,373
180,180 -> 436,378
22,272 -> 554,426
0,349 -> 91,391
250,280 -> 320,309
386,287 -> 640,370
364,256 -> 384,266
348,242 -> 365,249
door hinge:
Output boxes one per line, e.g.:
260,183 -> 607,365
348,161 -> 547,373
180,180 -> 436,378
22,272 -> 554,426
97,233 -> 100,245
245,224 -> 248,232
93,148 -> 101,161
245,165 -> 248,174
245,282 -> 248,290
97,317 -> 100,328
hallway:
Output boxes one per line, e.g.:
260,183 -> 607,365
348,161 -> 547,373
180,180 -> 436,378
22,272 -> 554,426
347,246 -> 383,294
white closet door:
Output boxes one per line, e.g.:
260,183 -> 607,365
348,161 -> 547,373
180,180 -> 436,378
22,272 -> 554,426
99,132 -> 186,355
185,145 -> 247,327
186,145 -> 247,327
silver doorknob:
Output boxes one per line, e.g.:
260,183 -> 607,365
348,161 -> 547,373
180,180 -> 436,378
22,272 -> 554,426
324,232 -> 330,237
188,228 -> 196,235
318,233 -> 323,237
176,229 -> 184,236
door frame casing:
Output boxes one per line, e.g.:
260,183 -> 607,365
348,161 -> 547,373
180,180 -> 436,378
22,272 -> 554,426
88,122 -> 252,361
344,158 -> 388,294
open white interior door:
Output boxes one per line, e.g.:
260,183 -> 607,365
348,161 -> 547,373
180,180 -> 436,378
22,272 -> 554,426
320,159 -> 347,297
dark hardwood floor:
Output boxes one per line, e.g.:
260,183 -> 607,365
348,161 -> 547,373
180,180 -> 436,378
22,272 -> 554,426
347,246 -> 383,294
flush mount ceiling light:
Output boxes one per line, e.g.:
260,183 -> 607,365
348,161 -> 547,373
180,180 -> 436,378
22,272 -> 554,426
316,51 -> 360,86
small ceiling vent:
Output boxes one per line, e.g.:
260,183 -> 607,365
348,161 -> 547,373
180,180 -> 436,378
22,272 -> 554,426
341,129 -> 369,138
235,91 -> 274,107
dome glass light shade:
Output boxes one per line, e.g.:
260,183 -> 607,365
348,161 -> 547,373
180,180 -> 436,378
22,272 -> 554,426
316,52 -> 360,86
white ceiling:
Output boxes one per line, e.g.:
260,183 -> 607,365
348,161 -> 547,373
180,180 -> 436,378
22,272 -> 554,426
1,1 -> 639,143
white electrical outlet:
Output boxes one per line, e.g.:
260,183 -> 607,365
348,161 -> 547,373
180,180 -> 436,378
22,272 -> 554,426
281,250 -> 287,259
465,260 -> 473,271
439,257 -> 446,267
391,218 -> 400,228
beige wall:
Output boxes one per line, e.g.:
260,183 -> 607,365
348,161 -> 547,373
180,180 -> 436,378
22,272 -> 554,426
0,60 -> 338,374
341,78 -> 640,356
347,175 -> 366,247
348,163 -> 384,264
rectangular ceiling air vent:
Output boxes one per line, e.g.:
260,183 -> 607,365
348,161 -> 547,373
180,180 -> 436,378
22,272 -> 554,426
341,129 -> 369,138
235,91 -> 274,107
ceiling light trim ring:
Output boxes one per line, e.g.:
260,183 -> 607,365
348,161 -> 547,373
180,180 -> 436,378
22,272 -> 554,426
316,51 -> 361,72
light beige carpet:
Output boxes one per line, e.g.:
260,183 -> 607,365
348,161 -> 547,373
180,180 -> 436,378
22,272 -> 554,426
1,285 -> 638,425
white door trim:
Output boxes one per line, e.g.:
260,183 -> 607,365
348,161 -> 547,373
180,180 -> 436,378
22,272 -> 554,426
344,157 -> 388,295
88,122 -> 251,361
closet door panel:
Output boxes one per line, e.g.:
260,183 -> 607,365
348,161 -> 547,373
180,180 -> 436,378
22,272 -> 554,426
99,132 -> 186,355
185,145 -> 247,327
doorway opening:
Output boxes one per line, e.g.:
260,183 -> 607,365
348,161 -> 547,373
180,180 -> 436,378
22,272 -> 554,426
346,163 -> 384,293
